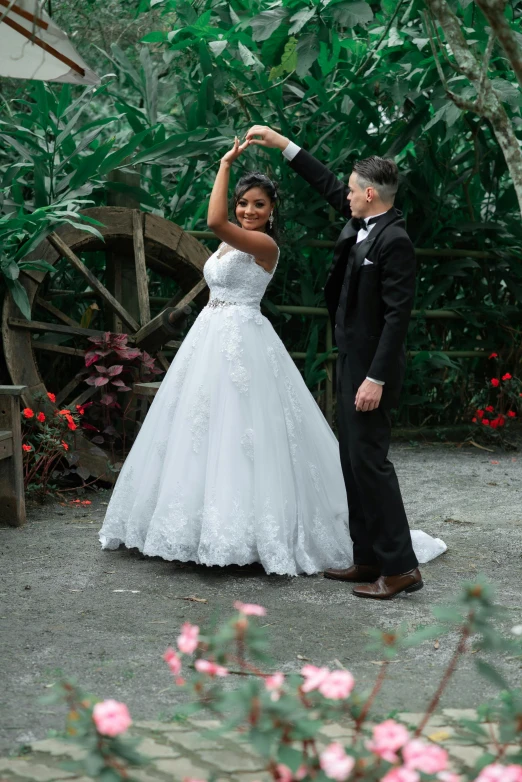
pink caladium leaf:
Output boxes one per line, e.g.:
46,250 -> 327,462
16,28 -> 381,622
100,393 -> 116,405
85,350 -> 101,367
94,364 -> 108,374
107,365 -> 123,377
94,376 -> 109,387
85,375 -> 98,386
81,422 -> 99,432
114,347 -> 142,360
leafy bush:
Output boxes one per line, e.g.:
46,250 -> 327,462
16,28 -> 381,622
21,392 -> 84,497
80,331 -> 163,458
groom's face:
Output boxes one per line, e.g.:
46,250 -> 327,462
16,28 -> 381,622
347,173 -> 374,218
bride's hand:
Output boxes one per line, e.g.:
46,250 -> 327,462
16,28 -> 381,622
221,136 -> 250,165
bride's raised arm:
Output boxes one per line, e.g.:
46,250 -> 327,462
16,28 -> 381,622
207,137 -> 279,270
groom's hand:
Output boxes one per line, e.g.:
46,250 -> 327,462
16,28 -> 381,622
245,125 -> 289,151
355,380 -> 383,412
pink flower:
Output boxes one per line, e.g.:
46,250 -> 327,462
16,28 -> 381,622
437,773 -> 461,782
381,769 -> 419,782
92,699 -> 132,737
194,659 -> 228,677
233,601 -> 266,616
403,739 -> 448,774
318,670 -> 355,700
475,765 -> 522,782
163,647 -> 182,675
319,743 -> 355,782
301,664 -> 330,693
295,765 -> 308,780
275,764 -> 293,782
366,719 -> 410,763
265,672 -> 285,701
177,622 -> 199,655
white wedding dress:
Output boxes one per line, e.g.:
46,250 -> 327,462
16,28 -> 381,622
99,244 -> 446,575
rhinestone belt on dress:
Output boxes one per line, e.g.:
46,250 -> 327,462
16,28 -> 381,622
207,298 -> 237,309
207,298 -> 259,310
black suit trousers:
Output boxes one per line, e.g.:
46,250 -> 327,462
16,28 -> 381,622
336,353 -> 418,576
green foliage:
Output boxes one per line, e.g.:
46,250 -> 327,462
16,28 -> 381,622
1,0 -> 521,425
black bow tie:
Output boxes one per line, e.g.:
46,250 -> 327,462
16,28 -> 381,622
353,215 -> 381,231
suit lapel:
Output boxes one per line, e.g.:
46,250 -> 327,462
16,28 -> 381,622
345,208 -> 400,299
324,217 -> 359,289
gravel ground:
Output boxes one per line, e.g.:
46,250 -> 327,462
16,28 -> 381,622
1,441 -> 521,754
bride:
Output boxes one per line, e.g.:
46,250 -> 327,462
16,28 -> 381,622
99,137 -> 445,576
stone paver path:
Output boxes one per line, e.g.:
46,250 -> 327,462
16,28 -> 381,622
0,710 -> 516,781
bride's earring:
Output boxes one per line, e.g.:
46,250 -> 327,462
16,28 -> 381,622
269,211 -> 274,229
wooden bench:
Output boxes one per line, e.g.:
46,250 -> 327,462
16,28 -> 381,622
0,385 -> 27,527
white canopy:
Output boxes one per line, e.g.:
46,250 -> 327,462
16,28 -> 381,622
0,0 -> 100,84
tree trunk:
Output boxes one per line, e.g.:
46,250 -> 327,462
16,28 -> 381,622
426,0 -> 522,217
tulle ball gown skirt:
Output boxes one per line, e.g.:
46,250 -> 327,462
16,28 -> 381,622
99,303 -> 354,575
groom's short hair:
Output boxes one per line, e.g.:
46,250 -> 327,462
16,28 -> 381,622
353,156 -> 399,203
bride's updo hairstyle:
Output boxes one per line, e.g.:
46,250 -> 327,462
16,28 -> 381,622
233,171 -> 280,241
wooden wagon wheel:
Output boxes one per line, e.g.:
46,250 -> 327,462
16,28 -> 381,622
2,207 -> 211,481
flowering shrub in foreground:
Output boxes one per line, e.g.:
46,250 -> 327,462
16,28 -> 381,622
45,580 -> 522,782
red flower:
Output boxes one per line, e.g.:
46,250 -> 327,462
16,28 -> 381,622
23,408 -> 34,418
490,419 -> 499,429
47,392 -> 56,403
67,420 -> 77,431
61,441 -> 69,450
37,412 -> 46,423
490,378 -> 500,387
482,419 -> 490,426
488,353 -> 498,359
22,443 -> 32,452
472,417 -> 477,423
502,373 -> 512,381
81,500 -> 92,505
485,406 -> 494,413
498,416 -> 505,427
507,411 -> 516,418
58,408 -> 71,416
75,405 -> 85,415
476,410 -> 484,419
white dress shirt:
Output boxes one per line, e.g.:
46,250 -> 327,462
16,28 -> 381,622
282,141 -> 385,386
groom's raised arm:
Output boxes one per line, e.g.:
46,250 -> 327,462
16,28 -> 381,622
246,126 -> 351,219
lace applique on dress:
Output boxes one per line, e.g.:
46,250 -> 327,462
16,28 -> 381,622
241,429 -> 255,461
217,312 -> 250,394
267,345 -> 279,378
190,385 -> 210,453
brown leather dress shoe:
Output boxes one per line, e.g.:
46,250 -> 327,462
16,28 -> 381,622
324,564 -> 381,583
352,568 -> 423,599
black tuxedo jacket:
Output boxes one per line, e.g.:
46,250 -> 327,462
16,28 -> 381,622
288,148 -> 416,408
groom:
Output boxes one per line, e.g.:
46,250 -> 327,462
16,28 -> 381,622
246,126 -> 423,599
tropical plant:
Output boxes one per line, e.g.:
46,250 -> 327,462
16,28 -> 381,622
80,332 -> 163,457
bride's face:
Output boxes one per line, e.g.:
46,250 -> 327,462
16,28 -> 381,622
235,187 -> 273,232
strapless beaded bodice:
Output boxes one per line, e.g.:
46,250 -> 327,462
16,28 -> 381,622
203,244 -> 278,309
